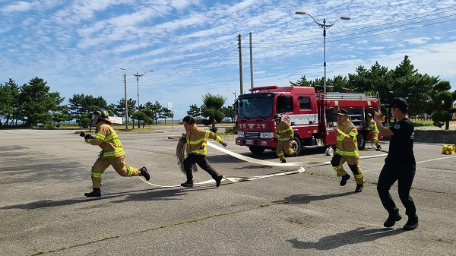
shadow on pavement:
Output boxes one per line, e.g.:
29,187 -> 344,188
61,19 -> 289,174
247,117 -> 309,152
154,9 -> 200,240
276,192 -> 354,205
0,187 -> 199,210
287,227 -> 404,250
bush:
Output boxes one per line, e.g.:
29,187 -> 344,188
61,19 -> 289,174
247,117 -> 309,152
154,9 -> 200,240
224,125 -> 237,134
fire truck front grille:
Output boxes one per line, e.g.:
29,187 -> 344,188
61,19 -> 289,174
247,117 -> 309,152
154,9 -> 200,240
245,132 -> 260,139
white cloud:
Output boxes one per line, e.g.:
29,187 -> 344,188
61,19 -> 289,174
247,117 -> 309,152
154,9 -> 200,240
1,1 -> 32,13
405,37 -> 431,45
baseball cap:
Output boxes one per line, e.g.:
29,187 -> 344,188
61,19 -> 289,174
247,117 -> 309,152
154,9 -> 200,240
384,97 -> 408,112
336,109 -> 349,115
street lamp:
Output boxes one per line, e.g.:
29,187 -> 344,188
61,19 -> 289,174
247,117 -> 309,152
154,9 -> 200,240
120,68 -> 153,128
226,89 -> 237,102
295,11 -> 350,93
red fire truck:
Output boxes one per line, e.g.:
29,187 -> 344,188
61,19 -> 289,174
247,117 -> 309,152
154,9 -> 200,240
235,85 -> 381,155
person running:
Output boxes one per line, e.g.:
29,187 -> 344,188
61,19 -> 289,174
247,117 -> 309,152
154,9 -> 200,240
274,114 -> 295,163
331,109 -> 365,192
83,108 -> 150,197
180,116 -> 227,188
366,113 -> 381,150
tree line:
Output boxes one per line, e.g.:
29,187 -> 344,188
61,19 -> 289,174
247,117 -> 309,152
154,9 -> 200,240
0,77 -> 233,129
1,55 -> 454,129
290,56 -> 455,130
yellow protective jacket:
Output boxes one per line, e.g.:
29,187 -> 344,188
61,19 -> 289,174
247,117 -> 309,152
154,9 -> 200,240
335,119 -> 359,156
275,120 -> 293,142
366,119 -> 379,133
185,125 -> 224,156
86,120 -> 125,158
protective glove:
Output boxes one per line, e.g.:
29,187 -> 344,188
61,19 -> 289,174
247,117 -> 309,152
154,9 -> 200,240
273,138 -> 278,142
84,134 -> 94,140
221,141 -> 228,147
289,137 -> 294,141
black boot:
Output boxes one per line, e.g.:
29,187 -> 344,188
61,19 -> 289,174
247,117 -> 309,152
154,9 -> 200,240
384,210 -> 402,227
355,184 -> 364,192
214,175 -> 223,187
281,159 -> 287,163
403,215 -> 419,231
340,174 -> 350,186
181,180 -> 194,187
140,167 -> 150,181
85,188 -> 101,198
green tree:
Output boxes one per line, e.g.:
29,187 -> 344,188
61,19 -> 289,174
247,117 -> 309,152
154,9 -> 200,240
144,100 -> 163,124
114,98 -> 136,128
201,93 -> 226,131
19,77 -> 64,127
290,75 -> 312,87
428,81 -> 456,130
68,94 -> 107,126
187,104 -> 201,117
131,111 -> 147,128
389,56 -> 438,116
221,105 -> 235,122
0,79 -> 20,126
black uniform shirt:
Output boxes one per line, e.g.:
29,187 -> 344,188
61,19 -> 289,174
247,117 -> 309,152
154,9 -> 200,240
386,117 -> 415,164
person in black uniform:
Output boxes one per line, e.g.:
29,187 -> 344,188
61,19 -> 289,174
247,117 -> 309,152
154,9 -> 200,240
373,97 -> 418,231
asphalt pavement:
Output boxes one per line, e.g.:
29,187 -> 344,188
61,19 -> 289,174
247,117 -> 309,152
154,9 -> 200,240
0,129 -> 455,256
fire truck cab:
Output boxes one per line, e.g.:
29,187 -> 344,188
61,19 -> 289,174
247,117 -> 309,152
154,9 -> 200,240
235,85 -> 380,155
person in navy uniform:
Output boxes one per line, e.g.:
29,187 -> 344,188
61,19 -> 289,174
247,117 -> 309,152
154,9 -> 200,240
374,97 -> 418,230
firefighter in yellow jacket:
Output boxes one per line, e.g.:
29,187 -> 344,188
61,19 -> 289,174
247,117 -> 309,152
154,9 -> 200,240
83,108 -> 150,197
366,113 -> 381,150
331,109 -> 365,192
274,114 -> 295,163
181,116 -> 227,188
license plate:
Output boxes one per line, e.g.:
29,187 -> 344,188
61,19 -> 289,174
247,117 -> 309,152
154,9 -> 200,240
246,140 -> 253,145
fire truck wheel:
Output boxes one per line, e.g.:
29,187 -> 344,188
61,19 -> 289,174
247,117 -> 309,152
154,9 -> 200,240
325,147 -> 334,156
249,146 -> 265,155
356,133 -> 366,150
291,137 -> 301,156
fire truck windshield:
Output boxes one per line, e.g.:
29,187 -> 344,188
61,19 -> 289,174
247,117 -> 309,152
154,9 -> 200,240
238,97 -> 273,118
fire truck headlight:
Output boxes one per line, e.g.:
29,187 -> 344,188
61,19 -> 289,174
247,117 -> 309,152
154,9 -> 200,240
238,131 -> 245,137
260,132 -> 274,139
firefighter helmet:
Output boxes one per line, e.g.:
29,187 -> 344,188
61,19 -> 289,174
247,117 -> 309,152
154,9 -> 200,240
93,108 -> 109,119
366,113 -> 372,118
273,114 -> 282,121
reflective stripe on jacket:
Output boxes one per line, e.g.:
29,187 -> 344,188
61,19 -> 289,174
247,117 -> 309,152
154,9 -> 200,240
367,119 -> 379,134
185,125 -> 224,155
86,120 -> 125,158
276,120 -> 294,142
335,119 -> 359,156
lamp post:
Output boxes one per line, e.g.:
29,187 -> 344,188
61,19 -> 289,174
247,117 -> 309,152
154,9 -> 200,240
120,68 -> 153,128
295,12 -> 350,93
226,89 -> 237,102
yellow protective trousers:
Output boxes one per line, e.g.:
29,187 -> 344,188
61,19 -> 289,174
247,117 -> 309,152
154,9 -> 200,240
370,132 -> 380,147
276,140 -> 295,161
331,154 -> 365,185
90,155 -> 141,188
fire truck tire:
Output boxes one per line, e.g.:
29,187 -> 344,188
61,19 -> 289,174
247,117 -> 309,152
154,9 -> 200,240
291,137 -> 301,156
249,146 -> 265,155
357,133 -> 366,150
325,147 -> 334,156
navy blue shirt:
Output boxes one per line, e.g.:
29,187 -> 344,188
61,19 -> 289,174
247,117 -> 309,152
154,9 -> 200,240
386,117 -> 415,164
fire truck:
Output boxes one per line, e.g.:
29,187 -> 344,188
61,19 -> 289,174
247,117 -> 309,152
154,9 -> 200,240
235,85 -> 381,156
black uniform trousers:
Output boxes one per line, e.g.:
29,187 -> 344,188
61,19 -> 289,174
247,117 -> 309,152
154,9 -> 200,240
184,154 -> 220,182
377,161 -> 417,216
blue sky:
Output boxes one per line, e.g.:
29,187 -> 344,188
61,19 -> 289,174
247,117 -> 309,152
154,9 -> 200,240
1,0 -> 456,119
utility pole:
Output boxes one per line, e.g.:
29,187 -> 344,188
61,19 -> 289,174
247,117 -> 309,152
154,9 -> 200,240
124,74 -> 128,129
120,68 -> 153,128
238,34 -> 244,95
249,32 -> 254,89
